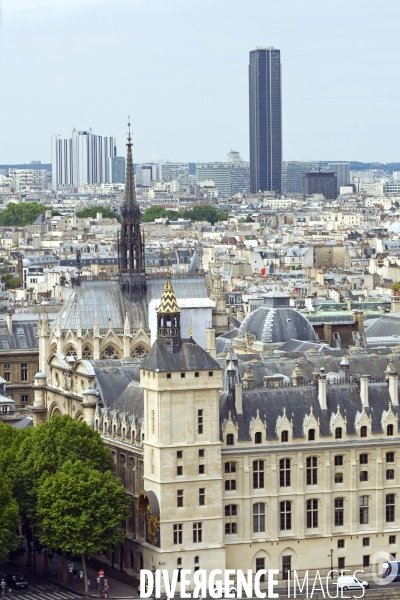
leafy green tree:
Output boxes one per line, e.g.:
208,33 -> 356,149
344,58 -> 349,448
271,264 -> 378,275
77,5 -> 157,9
184,205 -> 228,224
0,475 -> 19,562
0,202 -> 52,226
76,206 -> 121,222
12,415 -> 115,578
392,281 -> 400,292
38,461 -> 130,591
141,205 -> 183,222
1,273 -> 22,288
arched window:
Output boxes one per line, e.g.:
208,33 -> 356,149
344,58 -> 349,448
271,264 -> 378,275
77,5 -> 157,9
132,345 -> 147,358
360,426 -> 367,438
100,345 -> 120,359
387,424 -> 394,436
255,432 -> 262,444
65,345 -> 77,357
335,427 -> 342,439
194,556 -> 199,564
177,558 -> 182,566
226,433 -> 234,446
281,430 -> 289,442
308,429 -> 315,441
82,345 -> 93,360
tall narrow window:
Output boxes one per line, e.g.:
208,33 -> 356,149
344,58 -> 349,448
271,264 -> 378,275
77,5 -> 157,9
334,498 -> 344,526
173,524 -> 182,544
226,433 -> 234,446
21,363 -> 28,381
360,426 -> 367,438
335,427 -> 342,439
255,432 -> 262,444
177,490 -> 183,508
198,409 -> 203,435
151,410 -> 155,435
387,424 -> 394,436
255,558 -> 265,583
360,454 -> 368,465
360,496 -> 369,524
386,494 -> 395,523
225,505 -> 238,535
387,452 -> 395,463
253,503 -> 265,533
306,457 -> 318,485
279,458 -> 291,487
282,556 -> 291,581
280,501 -> 291,530
253,460 -> 264,489
281,430 -> 289,442
306,499 -> 318,528
193,523 -> 202,543
308,429 -> 315,441
199,488 -> 205,506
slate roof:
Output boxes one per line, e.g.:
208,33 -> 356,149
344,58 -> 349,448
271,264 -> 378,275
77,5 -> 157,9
92,360 -> 142,412
0,318 -> 39,351
218,350 -> 400,441
238,307 -> 317,344
141,337 -> 221,372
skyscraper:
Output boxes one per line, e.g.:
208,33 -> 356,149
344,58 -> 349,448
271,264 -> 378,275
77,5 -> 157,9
51,130 -> 117,190
249,47 -> 282,194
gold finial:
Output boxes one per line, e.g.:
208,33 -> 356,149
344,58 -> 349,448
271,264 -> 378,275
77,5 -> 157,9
189,327 -> 193,338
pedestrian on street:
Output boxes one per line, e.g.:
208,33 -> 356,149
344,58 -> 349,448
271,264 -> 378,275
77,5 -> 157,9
87,579 -> 91,592
79,570 -> 84,581
104,584 -> 109,598
97,576 -> 101,589
0,579 -> 6,598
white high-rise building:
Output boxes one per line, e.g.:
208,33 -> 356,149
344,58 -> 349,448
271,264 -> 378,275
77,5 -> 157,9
51,130 -> 117,190
197,152 -> 250,198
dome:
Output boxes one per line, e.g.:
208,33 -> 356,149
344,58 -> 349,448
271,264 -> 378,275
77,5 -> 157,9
22,258 -> 31,267
237,306 -> 317,344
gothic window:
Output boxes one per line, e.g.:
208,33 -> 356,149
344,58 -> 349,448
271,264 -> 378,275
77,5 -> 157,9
100,345 -> 120,359
82,345 -> 93,360
132,345 -> 147,358
65,345 -> 77,357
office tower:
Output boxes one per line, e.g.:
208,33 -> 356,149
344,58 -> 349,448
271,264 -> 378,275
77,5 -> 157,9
303,172 -> 337,200
51,130 -> 117,190
249,47 -> 282,194
135,165 -> 152,187
327,162 -> 350,194
111,157 -> 125,183
197,152 -> 250,198
283,161 -> 328,195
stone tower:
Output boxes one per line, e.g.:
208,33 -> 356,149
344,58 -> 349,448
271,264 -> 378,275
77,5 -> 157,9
138,273 -> 225,583
210,257 -> 229,336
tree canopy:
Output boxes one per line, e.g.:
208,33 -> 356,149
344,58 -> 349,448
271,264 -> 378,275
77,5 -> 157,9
0,476 -> 19,562
76,206 -> 121,222
141,204 -> 228,225
392,281 -> 400,291
0,202 -> 52,227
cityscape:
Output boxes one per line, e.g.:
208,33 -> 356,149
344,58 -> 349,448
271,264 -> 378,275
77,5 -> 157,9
1,1 -> 400,600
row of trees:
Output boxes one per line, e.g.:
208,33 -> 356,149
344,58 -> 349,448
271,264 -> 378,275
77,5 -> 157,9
141,204 -> 228,225
0,415 -> 130,592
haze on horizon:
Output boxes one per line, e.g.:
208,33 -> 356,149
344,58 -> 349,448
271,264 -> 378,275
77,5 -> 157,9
0,0 -> 399,165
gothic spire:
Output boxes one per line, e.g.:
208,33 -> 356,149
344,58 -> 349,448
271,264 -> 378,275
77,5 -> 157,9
118,119 -> 146,299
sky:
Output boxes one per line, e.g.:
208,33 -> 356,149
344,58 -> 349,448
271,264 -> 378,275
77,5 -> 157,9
0,0 -> 399,164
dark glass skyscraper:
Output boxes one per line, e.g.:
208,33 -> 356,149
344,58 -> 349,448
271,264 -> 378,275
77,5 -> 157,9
249,47 -> 282,194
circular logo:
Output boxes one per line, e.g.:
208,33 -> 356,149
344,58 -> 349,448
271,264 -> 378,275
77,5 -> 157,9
371,551 -> 398,586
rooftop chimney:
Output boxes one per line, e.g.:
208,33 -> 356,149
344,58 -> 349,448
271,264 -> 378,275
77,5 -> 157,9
318,367 -> 327,410
360,375 -> 369,407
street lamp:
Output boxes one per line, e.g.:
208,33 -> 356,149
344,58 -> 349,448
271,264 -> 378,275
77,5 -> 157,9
328,549 -> 333,579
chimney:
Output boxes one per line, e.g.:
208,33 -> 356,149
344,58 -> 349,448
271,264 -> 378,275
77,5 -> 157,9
318,368 -> 327,410
386,361 -> 399,406
360,375 -> 369,407
6,313 -> 12,334
235,383 -> 243,414
205,328 -> 216,359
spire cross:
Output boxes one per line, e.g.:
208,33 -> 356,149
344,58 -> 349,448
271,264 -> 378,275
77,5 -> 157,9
127,116 -> 131,142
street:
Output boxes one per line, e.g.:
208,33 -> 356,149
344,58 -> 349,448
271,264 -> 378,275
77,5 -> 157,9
0,565 -> 83,600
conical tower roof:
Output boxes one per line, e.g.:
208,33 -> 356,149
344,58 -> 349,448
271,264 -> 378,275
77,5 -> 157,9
157,272 -> 181,315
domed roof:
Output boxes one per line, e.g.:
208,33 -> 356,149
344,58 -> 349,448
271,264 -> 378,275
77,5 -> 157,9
238,306 -> 317,344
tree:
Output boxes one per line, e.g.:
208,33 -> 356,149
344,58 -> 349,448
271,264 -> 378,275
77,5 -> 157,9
0,202 -> 52,226
392,281 -> 400,292
76,206 -> 121,223
38,461 -> 130,592
141,205 -> 182,222
184,205 -> 228,224
12,415 -> 115,578
0,475 -> 19,562
1,273 -> 22,289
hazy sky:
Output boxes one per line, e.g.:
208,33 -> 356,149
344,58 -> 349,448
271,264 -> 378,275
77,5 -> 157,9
1,0 -> 399,164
